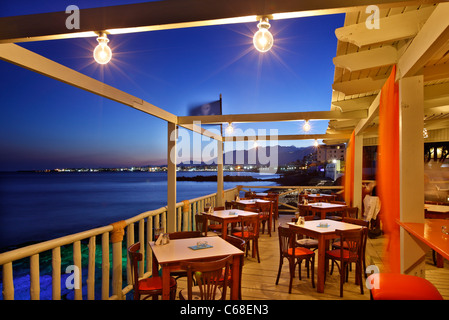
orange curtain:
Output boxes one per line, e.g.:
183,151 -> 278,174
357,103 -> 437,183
377,65 -> 400,273
344,131 -> 355,206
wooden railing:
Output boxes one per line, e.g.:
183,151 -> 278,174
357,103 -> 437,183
0,187 -> 239,300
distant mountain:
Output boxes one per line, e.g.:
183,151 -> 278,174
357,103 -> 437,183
179,145 -> 316,167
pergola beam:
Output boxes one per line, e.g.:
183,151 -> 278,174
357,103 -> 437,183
397,3 -> 449,79
0,0 -> 435,44
178,110 -> 367,125
223,133 -> 351,141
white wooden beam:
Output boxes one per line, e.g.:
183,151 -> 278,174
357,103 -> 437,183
178,110 -> 367,125
333,46 -> 398,72
354,92 -> 381,135
397,3 -> 449,78
0,0 -> 433,44
223,133 -> 351,141
335,6 -> 435,47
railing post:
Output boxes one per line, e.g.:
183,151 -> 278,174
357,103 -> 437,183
110,220 -> 127,300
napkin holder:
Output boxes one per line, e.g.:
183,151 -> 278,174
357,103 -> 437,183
155,233 -> 170,245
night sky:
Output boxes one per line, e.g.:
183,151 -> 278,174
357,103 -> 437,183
0,1 -> 344,171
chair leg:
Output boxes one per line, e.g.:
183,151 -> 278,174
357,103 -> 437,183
276,257 -> 283,285
288,258 -> 295,294
311,256 -> 315,288
340,262 -> 345,298
255,239 -> 260,263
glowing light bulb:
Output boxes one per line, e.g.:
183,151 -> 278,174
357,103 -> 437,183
253,17 -> 273,52
226,123 -> 234,134
303,120 -> 311,132
314,139 -> 319,147
254,141 -> 258,148
93,33 -> 112,64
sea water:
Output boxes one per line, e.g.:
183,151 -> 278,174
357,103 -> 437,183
0,171 -> 279,300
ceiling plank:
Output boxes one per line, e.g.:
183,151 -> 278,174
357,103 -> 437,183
333,45 -> 398,72
335,5 -> 435,47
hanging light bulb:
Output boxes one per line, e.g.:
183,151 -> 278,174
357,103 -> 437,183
93,33 -> 112,64
226,123 -> 234,134
303,120 -> 311,132
314,139 -> 319,147
253,17 -> 274,52
253,141 -> 258,148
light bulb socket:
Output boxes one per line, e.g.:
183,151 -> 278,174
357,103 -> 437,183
257,17 -> 271,30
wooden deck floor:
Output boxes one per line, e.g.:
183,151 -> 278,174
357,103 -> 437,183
177,214 -> 449,300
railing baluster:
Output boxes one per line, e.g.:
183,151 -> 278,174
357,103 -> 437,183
101,232 -> 110,300
52,247 -> 61,300
87,236 -> 96,300
30,254 -> 39,300
73,241 -> 82,300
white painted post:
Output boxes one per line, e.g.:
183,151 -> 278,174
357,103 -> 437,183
167,122 -> 177,233
398,75 -> 426,276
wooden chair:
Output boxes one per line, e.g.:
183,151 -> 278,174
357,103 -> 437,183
179,255 -> 233,300
224,235 -> 246,299
128,242 -> 177,300
195,214 -> 220,237
232,214 -> 261,263
257,200 -> 273,236
276,226 -> 315,293
331,218 -> 369,277
325,228 -> 367,297
167,231 -> 202,281
298,204 -> 315,218
266,192 -> 279,233
205,206 -> 224,232
291,215 -> 319,251
345,207 -> 359,219
168,230 -> 202,240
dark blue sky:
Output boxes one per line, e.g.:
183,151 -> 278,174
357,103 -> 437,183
0,1 -> 344,171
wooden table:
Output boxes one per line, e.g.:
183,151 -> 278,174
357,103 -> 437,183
288,219 -> 362,293
308,202 -> 347,219
150,236 -> 244,300
202,209 -> 259,239
398,219 -> 449,268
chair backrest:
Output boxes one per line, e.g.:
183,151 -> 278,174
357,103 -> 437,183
168,230 -> 202,240
225,201 -> 234,209
239,214 -> 260,238
256,200 -> 272,219
244,191 -> 256,198
127,242 -> 142,294
195,214 -> 208,236
277,226 -> 297,256
298,204 -> 313,216
180,255 -> 233,300
335,228 -> 366,262
342,217 -> 369,227
345,207 -> 358,219
225,235 -> 246,251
